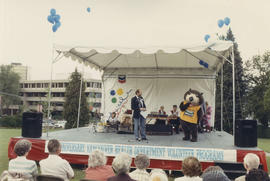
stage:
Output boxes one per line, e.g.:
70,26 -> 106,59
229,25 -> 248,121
8,127 -> 268,179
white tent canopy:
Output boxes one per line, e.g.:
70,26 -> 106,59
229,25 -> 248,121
54,40 -> 234,128
55,40 -> 233,73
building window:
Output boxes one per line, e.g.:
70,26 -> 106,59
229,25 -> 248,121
44,83 -> 49,88
24,84 -> 28,88
59,83 -> 63,88
37,83 -> 41,88
89,92 -> 95,98
20,84 -> 23,88
89,82 -> 94,88
31,83 -> 36,88
93,102 -> 101,107
95,93 -> 102,98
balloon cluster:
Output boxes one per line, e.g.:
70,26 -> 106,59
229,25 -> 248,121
47,8 -> 61,32
199,60 -> 209,68
204,17 -> 231,42
217,17 -> 230,28
87,7 -> 91,13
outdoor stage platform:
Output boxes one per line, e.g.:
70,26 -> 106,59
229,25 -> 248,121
8,127 -> 268,179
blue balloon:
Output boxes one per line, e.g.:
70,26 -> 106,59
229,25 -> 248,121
224,17 -> 230,26
204,34 -> 210,42
55,21 -> 61,28
110,90 -> 116,96
53,14 -> 61,23
87,7 -> 91,12
50,8 -> 56,16
47,15 -> 54,24
52,24 -> 58,32
218,19 -> 224,28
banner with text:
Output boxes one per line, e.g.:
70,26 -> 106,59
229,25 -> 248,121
45,141 -> 237,162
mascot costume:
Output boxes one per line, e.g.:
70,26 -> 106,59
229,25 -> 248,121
180,89 -> 204,142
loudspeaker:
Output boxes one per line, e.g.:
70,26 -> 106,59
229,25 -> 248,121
235,120 -> 257,147
22,112 -> 43,138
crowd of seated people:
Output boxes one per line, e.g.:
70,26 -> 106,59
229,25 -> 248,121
1,139 -> 270,181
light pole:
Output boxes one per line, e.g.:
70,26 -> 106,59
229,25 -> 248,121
46,45 -> 63,137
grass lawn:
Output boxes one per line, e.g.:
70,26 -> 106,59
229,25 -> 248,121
258,138 -> 270,153
1,128 -> 269,180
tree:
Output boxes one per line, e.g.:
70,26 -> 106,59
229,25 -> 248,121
245,51 -> 270,127
63,69 -> 90,129
0,65 -> 21,115
215,28 -> 247,133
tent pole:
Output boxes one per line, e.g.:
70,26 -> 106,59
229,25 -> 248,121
77,66 -> 84,130
232,46 -> 235,136
47,44 -> 55,137
101,74 -> 105,118
221,62 -> 224,131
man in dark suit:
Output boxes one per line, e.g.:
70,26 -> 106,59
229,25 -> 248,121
131,89 -> 147,141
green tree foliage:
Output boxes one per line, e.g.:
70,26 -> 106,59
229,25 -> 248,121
245,51 -> 270,127
63,69 -> 90,129
0,65 -> 21,115
215,28 -> 247,133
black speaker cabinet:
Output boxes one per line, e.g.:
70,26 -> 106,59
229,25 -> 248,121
22,112 -> 43,138
146,124 -> 173,135
235,120 -> 257,147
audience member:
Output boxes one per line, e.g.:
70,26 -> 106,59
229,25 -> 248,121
245,168 -> 270,181
129,154 -> 150,181
8,139 -> 38,181
149,169 -> 168,181
85,150 -> 114,181
175,156 -> 202,181
40,139 -> 74,181
235,153 -> 260,181
107,152 -> 135,181
201,166 -> 230,181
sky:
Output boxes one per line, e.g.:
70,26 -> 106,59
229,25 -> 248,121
0,0 -> 270,80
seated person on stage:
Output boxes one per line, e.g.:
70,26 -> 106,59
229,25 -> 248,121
158,106 -> 166,115
106,112 -> 119,129
168,105 -> 180,134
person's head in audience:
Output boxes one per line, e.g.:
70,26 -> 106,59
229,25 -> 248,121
88,150 -> 107,168
47,139 -> 61,155
134,154 -> 150,170
245,168 -> 270,181
202,166 -> 230,181
112,152 -> 132,175
173,105 -> 177,112
149,169 -> 168,181
182,156 -> 202,177
14,139 -> 32,157
243,153 -> 260,172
